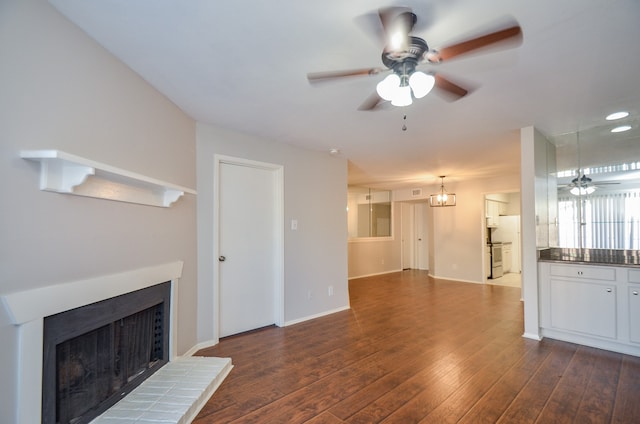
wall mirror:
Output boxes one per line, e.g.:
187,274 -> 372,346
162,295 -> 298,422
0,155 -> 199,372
550,117 -> 640,250
347,187 -> 392,239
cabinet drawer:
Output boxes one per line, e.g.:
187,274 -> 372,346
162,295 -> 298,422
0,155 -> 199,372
550,264 -> 616,281
629,269 -> 640,284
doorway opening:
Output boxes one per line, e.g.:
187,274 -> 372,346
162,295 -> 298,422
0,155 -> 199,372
485,192 -> 521,288
400,202 -> 429,271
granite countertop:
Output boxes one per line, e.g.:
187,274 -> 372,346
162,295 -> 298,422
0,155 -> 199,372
538,248 -> 640,267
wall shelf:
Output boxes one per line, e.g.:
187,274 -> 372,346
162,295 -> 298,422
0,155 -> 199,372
20,150 -> 196,207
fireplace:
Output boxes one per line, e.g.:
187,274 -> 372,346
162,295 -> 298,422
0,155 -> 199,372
42,282 -> 170,424
0,261 -> 183,424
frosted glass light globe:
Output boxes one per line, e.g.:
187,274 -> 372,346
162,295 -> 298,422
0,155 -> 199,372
376,74 -> 401,101
409,71 -> 435,99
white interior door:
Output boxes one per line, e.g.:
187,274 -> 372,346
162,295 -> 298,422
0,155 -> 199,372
217,158 -> 283,338
415,203 -> 429,270
401,203 -> 414,269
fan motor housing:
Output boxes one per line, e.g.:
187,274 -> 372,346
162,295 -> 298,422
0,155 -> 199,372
382,36 -> 429,73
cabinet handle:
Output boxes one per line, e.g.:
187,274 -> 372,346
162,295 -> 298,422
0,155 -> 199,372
634,291 -> 639,296
606,288 -> 612,293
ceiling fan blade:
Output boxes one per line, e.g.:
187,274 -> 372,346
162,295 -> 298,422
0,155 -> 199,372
307,68 -> 385,83
434,74 -> 469,101
434,25 -> 522,62
358,92 -> 384,111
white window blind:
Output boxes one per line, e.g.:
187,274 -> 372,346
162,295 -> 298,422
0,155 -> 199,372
558,190 -> 640,249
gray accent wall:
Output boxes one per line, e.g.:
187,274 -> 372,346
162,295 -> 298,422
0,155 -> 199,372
0,1 -> 197,422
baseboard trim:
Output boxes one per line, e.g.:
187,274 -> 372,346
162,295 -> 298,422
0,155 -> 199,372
522,332 -> 543,341
428,273 -> 483,285
183,340 -> 219,357
284,305 -> 350,327
348,269 -> 403,280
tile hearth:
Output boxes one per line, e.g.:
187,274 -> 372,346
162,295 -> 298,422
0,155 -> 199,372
91,356 -> 232,424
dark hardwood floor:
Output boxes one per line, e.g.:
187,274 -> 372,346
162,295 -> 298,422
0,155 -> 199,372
194,270 -> 640,423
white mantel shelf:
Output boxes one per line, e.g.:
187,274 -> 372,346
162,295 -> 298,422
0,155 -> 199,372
21,149 -> 196,207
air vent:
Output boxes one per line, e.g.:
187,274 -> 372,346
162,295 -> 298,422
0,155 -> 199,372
411,188 -> 422,197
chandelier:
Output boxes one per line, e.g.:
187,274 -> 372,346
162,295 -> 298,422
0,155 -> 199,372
429,176 -> 456,207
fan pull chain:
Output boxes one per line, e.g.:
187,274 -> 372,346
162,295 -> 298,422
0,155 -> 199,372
402,114 -> 407,131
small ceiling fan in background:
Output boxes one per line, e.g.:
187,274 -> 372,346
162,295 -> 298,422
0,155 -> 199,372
307,6 -> 523,110
561,173 -> 620,195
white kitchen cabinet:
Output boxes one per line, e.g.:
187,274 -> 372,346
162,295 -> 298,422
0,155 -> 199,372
538,262 -> 640,356
550,279 -> 616,338
629,269 -> 640,344
485,246 -> 491,279
503,244 -> 512,273
486,200 -> 500,227
629,284 -> 640,344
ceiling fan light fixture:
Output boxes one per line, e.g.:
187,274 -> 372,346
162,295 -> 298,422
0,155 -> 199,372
391,84 -> 413,107
376,74 -> 400,101
409,71 -> 435,99
570,186 -> 596,196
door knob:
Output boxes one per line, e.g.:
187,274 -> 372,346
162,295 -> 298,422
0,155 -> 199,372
218,255 -> 226,262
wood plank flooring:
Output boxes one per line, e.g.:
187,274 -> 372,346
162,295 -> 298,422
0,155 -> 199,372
193,270 -> 640,423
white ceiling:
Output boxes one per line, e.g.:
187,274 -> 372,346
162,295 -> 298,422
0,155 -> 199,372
49,0 -> 640,189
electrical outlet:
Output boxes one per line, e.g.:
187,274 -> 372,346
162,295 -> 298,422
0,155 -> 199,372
307,290 -> 312,300
328,285 -> 334,296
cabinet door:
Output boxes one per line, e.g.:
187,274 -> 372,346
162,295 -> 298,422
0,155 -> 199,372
630,285 -> 640,343
503,249 -> 512,273
486,200 -> 499,227
550,279 -> 617,339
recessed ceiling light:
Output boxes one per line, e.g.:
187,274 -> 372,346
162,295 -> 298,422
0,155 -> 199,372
329,148 -> 340,155
606,111 -> 629,120
611,125 -> 632,133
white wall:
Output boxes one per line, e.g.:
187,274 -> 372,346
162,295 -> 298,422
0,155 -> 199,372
348,202 -> 402,278
429,176 -> 521,283
196,123 -> 349,343
0,1 -> 197,422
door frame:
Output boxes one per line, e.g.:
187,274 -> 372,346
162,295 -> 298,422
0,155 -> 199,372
213,154 -> 284,342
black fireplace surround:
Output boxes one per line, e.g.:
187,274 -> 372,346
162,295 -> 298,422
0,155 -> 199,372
42,281 -> 171,424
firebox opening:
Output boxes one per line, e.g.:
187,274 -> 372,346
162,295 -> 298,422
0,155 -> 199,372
42,281 -> 170,424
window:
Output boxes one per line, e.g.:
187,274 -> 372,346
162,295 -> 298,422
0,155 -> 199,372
558,190 -> 640,249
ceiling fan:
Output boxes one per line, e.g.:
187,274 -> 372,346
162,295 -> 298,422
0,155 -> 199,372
307,6 -> 523,110
562,173 -> 620,195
